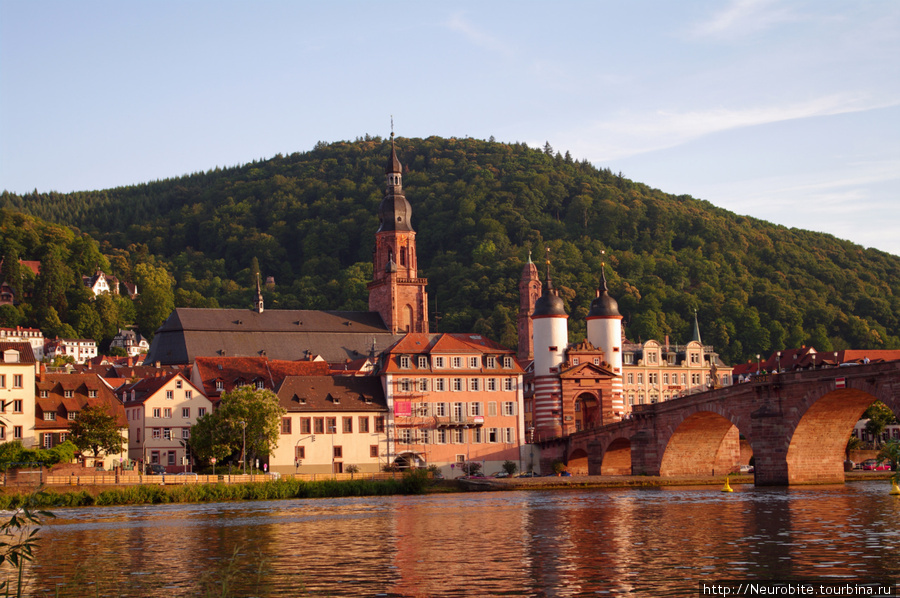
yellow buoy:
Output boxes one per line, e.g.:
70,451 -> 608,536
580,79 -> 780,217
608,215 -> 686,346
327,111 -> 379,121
722,477 -> 733,493
890,480 -> 900,496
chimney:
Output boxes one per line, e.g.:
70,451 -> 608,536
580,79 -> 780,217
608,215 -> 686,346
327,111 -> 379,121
127,356 -> 133,367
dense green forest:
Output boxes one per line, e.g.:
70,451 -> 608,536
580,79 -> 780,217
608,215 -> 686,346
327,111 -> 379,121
2,136 -> 899,365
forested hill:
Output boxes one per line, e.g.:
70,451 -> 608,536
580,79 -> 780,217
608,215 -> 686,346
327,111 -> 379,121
2,136 -> 899,365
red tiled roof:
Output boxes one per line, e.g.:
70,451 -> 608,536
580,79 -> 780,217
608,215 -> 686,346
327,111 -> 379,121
35,373 -> 126,428
193,356 -> 330,397
0,342 -> 36,364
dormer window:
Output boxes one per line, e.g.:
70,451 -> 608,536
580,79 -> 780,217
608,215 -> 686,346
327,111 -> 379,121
40,390 -> 48,398
503,357 -> 513,368
486,356 -> 497,369
89,390 -> 98,398
468,356 -> 479,369
215,380 -> 224,391
255,380 -> 265,390
43,412 -> 55,421
417,356 -> 428,369
399,355 -> 411,369
64,390 -> 73,398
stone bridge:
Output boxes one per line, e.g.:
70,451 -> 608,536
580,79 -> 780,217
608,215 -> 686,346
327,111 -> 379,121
537,360 -> 900,485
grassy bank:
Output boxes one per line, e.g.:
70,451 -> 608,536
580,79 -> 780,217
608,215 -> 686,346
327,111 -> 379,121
0,471 -> 433,509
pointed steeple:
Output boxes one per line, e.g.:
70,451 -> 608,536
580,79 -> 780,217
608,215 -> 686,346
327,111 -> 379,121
254,273 -> 264,314
692,310 -> 702,344
588,256 -> 620,318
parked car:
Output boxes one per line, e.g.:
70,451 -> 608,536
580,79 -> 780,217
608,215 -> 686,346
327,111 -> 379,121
739,465 -> 755,474
175,472 -> 198,477
517,472 -> 539,478
491,471 -> 510,478
861,459 -> 890,471
146,464 -> 166,475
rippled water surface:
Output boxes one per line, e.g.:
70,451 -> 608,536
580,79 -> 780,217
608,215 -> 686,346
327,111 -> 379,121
21,482 -> 900,596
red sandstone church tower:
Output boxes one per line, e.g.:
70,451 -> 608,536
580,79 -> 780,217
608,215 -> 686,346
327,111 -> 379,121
517,252 -> 541,360
368,134 -> 429,333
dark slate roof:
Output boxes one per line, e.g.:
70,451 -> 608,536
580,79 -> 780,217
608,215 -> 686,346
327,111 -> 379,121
277,375 -> 388,413
146,308 -> 405,366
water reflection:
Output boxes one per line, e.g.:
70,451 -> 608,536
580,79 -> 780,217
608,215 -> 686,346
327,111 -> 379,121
26,482 -> 900,597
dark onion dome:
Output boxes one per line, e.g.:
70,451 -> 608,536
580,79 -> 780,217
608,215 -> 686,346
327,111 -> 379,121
588,266 -> 620,317
533,285 -> 567,317
377,194 -> 413,232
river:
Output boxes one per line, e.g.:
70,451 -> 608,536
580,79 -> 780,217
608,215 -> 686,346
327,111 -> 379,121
19,481 -> 900,596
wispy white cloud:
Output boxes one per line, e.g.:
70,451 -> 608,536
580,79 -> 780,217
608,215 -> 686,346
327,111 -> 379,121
691,0 -> 801,39
573,95 -> 900,162
445,12 -> 514,57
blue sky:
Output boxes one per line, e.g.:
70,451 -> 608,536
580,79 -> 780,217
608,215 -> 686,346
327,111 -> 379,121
2,1 -> 898,255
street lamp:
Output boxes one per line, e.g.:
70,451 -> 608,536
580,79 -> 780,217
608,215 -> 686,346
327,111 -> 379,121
756,354 -> 761,376
528,426 -> 535,473
777,351 -> 782,374
239,420 -> 247,474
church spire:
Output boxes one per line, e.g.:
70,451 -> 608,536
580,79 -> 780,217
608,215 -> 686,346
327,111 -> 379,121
254,272 -> 264,314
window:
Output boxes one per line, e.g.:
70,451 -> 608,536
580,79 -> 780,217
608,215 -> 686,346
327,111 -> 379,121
13,426 -> 21,439
370,445 -> 379,458
486,356 -> 497,369
198,407 -> 207,418
418,378 -> 428,392
503,357 -> 513,368
487,378 -> 497,391
452,428 -> 464,444
44,412 -> 55,421
504,428 -> 515,443
163,428 -> 171,440
434,429 -> 447,444
254,381 -> 264,390
68,411 -> 78,421
12,400 -> 21,413
375,417 -> 385,433
152,428 -> 161,439
469,402 -> 483,417
357,416 -> 369,433
0,375 -> 4,387
573,358 -> 580,365
434,378 -> 446,392
452,402 -> 464,422
468,356 -> 479,369
691,352 -> 700,364
182,407 -> 190,418
434,357 -> 445,369
153,408 -> 161,418
399,378 -> 412,392
166,390 -> 174,400
624,354 -> 634,364
488,402 -> 497,417
472,427 -> 483,443
281,417 -> 292,434
649,373 -> 658,384
504,378 -> 515,392
647,352 -> 658,364
314,418 -> 325,434
88,390 -> 98,398
434,402 -> 447,417
12,375 -> 22,389
296,446 -> 306,460
176,380 -> 183,389
0,428 -> 5,440
399,355 -> 411,369
488,428 -> 499,443
182,428 -> 190,439
469,378 -> 480,391
417,356 -> 428,369
326,417 -> 337,433
452,378 -> 463,392
39,389 -> 47,398
168,452 -> 176,466
300,418 -> 311,434
594,358 -> 600,365
343,417 -> 353,434
185,390 -> 193,399
451,357 -> 462,368
164,408 -> 172,418
397,428 -> 412,444
627,373 -> 634,384
418,402 -> 429,416
663,373 -> 669,384
150,451 -> 159,464
692,373 -> 701,385
503,402 -> 517,416
64,390 -> 73,399
215,380 -> 224,391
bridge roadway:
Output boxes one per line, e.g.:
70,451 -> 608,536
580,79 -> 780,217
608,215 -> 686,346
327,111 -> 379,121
538,360 -> 900,485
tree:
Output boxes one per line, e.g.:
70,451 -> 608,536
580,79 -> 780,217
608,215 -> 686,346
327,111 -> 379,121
190,386 -> 285,469
863,401 -> 897,447
133,263 -> 174,339
69,405 -> 125,465
877,439 -> 900,471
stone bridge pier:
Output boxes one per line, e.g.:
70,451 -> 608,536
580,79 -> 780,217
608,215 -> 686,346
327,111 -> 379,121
544,361 -> 900,486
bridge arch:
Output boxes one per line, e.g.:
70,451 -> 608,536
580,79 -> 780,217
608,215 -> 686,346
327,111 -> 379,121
601,437 -> 631,475
568,448 -> 589,474
783,388 -> 881,484
659,411 -> 743,476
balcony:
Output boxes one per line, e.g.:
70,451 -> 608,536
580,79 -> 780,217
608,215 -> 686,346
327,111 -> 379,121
434,416 -> 484,428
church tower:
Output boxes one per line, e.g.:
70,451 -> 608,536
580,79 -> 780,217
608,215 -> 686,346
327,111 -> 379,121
517,251 -> 541,360
368,134 -> 429,333
531,251 -> 567,439
254,273 -> 264,314
586,261 -> 624,415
